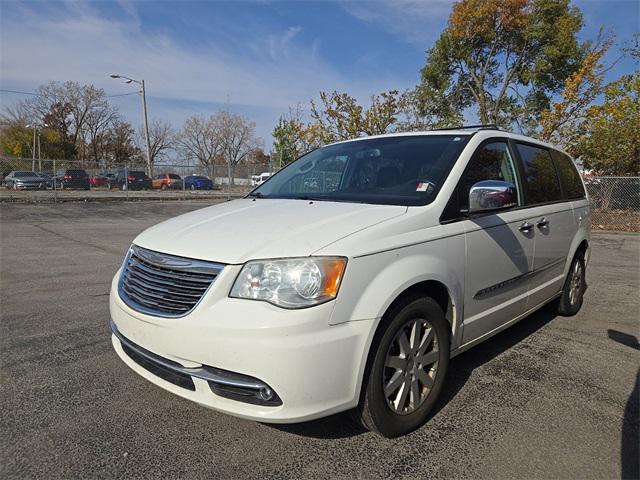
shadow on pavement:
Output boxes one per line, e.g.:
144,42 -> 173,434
267,304 -> 559,439
608,329 -> 640,351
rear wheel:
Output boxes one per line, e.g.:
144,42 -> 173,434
354,295 -> 450,438
161,183 -> 167,191
557,253 -> 586,316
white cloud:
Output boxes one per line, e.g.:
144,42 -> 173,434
0,2 -> 402,108
0,1 -> 411,144
341,0 -> 453,47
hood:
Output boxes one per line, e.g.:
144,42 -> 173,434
133,198 -> 406,264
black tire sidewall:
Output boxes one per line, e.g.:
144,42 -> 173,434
361,296 -> 450,438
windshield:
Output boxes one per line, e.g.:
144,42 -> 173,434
15,171 -> 37,177
252,135 -> 470,206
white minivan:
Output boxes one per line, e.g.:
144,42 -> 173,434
109,128 -> 590,437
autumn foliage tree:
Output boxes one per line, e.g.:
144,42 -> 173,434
539,34 -> 613,149
419,0 -> 586,128
577,73 -> 640,175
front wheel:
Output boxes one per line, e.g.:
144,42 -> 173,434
354,295 -> 450,438
556,253 -> 586,316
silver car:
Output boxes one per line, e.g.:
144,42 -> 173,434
3,171 -> 46,190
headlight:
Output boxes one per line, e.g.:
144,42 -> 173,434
230,257 -> 347,309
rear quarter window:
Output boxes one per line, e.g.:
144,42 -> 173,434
551,150 -> 586,199
516,143 -> 562,205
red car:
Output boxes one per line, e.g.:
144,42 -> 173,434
89,175 -> 108,188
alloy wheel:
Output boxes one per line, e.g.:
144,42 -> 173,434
383,318 -> 439,415
569,261 -> 583,305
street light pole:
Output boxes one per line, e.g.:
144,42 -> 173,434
31,125 -> 36,171
140,80 -> 152,178
110,74 -> 153,177
37,130 -> 41,172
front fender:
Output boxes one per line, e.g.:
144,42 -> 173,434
329,235 -> 465,336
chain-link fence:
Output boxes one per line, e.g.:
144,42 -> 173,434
1,156 -> 638,232
584,176 -> 640,232
0,156 -> 274,201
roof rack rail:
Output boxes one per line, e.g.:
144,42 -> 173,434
431,124 -> 502,131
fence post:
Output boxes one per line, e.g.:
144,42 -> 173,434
125,164 -> 128,202
53,159 -> 57,203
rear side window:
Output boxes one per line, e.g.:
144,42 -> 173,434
516,143 -> 562,205
458,141 -> 522,210
551,150 -> 586,199
67,169 -> 87,177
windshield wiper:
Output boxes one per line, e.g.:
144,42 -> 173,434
247,192 -> 264,198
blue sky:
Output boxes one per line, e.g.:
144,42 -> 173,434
1,0 -> 638,148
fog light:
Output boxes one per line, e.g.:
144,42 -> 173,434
259,387 -> 274,401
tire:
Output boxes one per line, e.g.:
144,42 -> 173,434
354,295 -> 450,438
122,184 -> 127,191
556,252 -> 586,316
191,185 -> 196,191
161,184 -> 167,191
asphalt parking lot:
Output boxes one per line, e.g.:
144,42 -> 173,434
1,201 -> 638,479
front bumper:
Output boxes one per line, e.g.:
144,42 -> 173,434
109,266 -> 374,423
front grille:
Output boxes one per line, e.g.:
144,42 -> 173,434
119,245 -> 223,318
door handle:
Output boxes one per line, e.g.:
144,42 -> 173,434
519,221 -> 533,233
537,217 -> 549,229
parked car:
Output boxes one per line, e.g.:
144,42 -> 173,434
152,173 -> 183,190
184,175 -> 216,190
109,128 -> 590,438
2,171 -> 47,190
110,170 -> 152,190
54,169 -> 90,190
36,172 -> 53,189
89,174 -> 109,188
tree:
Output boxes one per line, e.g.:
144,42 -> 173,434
577,72 -> 640,176
218,111 -> 261,185
272,106 -> 309,166
309,90 -> 402,143
140,120 -> 175,175
396,87 -> 463,131
27,81 -> 112,160
177,115 -> 224,177
419,0 -> 586,129
101,121 -> 141,167
84,102 -> 120,165
539,33 -> 613,150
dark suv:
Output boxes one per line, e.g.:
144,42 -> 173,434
111,170 -> 152,190
55,169 -> 90,190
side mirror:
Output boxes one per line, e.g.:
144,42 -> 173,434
468,180 -> 518,214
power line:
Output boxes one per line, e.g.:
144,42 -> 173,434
0,89 -> 40,96
0,89 -> 140,98
106,91 -> 139,98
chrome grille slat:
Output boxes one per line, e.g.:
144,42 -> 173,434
123,280 -> 199,305
118,245 -> 223,318
124,266 -> 209,291
128,257 -> 212,284
123,274 -> 204,299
